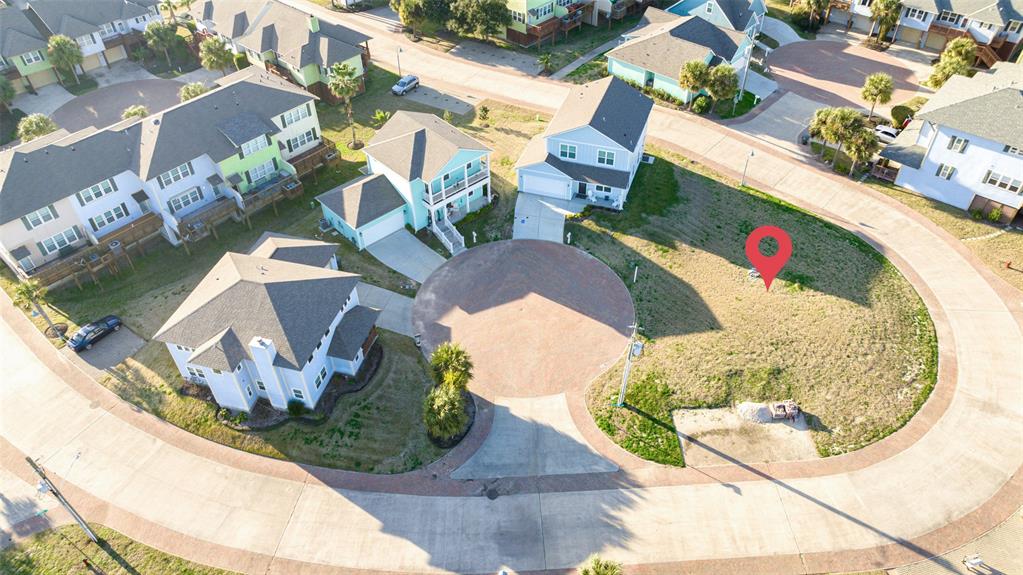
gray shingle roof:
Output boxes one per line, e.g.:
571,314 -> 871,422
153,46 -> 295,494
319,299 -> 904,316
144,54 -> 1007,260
154,252 -> 361,371
364,111 -> 490,182
247,231 -> 337,268
899,0 -> 1022,25
545,76 -> 653,151
316,173 -> 406,229
916,62 -> 1023,149
711,0 -> 757,30
25,0 -> 156,37
0,6 -> 47,58
879,120 -> 927,168
216,111 -> 280,147
327,305 -> 379,360
608,16 -> 746,80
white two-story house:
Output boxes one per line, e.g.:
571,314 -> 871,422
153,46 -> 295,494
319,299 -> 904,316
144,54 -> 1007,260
878,62 -> 1022,223
515,76 -> 653,211
317,112 -> 492,255
154,232 -> 379,413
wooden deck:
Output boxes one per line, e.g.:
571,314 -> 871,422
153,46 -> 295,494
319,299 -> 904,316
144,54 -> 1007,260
290,138 -> 341,180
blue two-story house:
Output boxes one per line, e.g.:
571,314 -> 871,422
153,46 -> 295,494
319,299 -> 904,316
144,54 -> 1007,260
666,0 -> 766,37
316,112 -> 492,255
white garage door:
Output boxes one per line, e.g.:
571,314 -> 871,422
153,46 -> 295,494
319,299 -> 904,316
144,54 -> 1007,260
521,173 -> 570,200
360,208 -> 406,247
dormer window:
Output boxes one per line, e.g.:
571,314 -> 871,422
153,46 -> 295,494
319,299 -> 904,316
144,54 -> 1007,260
706,3 -> 713,13
241,135 -> 269,157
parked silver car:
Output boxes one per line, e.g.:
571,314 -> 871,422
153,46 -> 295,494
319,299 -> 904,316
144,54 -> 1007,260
874,124 -> 900,144
391,75 -> 420,96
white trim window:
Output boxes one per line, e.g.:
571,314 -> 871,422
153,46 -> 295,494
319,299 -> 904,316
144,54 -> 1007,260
983,170 -> 1022,194
533,2 -> 554,20
186,366 -> 207,383
1002,145 -> 1023,156
17,254 -> 34,272
597,150 -> 616,166
510,10 -> 525,23
935,163 -> 955,180
158,162 -> 193,188
99,22 -> 118,37
39,226 -> 84,255
1007,20 -> 1022,33
288,129 -> 317,151
21,50 -> 43,65
594,184 -> 612,194
168,187 -> 203,213
22,205 -> 58,230
557,0 -> 572,6
77,179 -> 115,205
256,380 -> 266,391
937,10 -> 962,25
281,105 -> 310,128
89,204 -> 129,232
706,2 -> 714,13
905,8 -> 926,21
248,160 -> 276,185
314,366 -> 328,389
77,34 -> 96,47
241,136 -> 269,156
559,143 -> 577,159
947,136 -> 969,153
293,388 -> 305,400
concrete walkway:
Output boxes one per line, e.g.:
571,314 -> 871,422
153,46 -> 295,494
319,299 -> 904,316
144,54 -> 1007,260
550,37 -> 621,81
761,15 -> 804,46
356,282 -> 413,336
1,4 -> 1021,574
365,230 -> 445,283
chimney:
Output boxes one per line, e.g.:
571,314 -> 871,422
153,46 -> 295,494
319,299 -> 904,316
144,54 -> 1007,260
308,14 -> 319,33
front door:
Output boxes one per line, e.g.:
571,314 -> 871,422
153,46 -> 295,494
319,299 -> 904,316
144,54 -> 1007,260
577,182 -> 588,198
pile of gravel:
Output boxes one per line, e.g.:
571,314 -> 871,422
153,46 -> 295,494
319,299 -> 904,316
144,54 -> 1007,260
737,401 -> 772,424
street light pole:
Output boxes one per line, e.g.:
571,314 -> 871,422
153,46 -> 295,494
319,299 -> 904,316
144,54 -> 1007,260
616,323 -> 640,407
397,47 -> 403,77
26,457 -> 97,544
741,149 -> 755,187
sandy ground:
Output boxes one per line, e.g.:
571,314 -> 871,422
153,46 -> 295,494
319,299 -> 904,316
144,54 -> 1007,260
673,406 -> 819,467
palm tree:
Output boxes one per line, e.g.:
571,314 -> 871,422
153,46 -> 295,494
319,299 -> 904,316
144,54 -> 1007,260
47,35 -> 83,85
537,52 -> 553,74
145,21 -> 179,68
860,72 -> 893,120
706,64 -> 738,114
808,107 -> 835,160
178,81 -> 208,102
0,77 -> 15,114
844,127 -> 880,177
121,105 -> 149,120
870,0 -> 902,44
422,382 -> 468,440
13,280 -> 61,340
160,0 -> 178,24
327,62 -> 362,148
826,107 -> 865,166
804,0 -> 829,29
199,36 -> 233,76
429,342 -> 474,383
578,554 -> 623,575
16,113 -> 58,142
678,59 -> 710,110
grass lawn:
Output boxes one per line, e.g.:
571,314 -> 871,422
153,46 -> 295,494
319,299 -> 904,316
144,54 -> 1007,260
867,179 -> 1023,293
714,90 -> 760,120
1,108 -> 27,146
0,524 -> 235,574
766,0 -> 817,40
565,53 -> 610,84
61,75 -> 99,97
581,148 -> 937,465
809,143 -> 870,178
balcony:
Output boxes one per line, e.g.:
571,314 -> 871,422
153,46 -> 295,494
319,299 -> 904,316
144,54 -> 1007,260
177,195 -> 241,243
870,164 -> 899,182
289,137 -> 341,180
101,29 -> 144,49
424,169 -> 489,205
929,20 -> 970,39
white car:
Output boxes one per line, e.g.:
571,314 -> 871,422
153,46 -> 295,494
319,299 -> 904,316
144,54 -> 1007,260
391,75 -> 419,96
874,125 -> 899,144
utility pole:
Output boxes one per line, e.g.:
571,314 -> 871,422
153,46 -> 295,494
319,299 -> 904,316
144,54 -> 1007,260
616,323 -> 641,407
397,47 -> 403,77
26,457 -> 97,544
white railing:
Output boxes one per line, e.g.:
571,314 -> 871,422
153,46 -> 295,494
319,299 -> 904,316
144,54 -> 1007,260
431,218 -> 465,255
425,169 -> 489,204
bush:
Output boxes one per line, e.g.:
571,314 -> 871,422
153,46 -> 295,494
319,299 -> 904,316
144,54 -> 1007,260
970,209 -> 984,220
423,384 -> 468,440
987,207 -> 1003,223
890,105 -> 913,128
692,95 -> 710,114
790,3 -> 821,32
287,399 -> 307,417
183,20 -> 197,33
233,52 -> 249,70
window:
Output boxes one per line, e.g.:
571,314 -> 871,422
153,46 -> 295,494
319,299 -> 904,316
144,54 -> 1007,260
935,164 -> 955,180
281,105 -> 310,127
241,136 -> 269,156
39,227 -> 83,255
246,385 -> 253,397
175,344 -> 194,352
559,143 -> 577,159
937,11 -> 962,24
557,0 -> 572,5
983,170 -> 1022,194
21,51 -> 43,65
134,15 -> 147,24
288,129 -> 316,151
947,136 -> 969,153
213,368 -> 223,375
77,34 -> 95,47
705,2 -> 713,13
1003,145 -> 1023,156
256,380 -> 266,391
89,204 -> 129,232
292,388 -> 305,400
534,2 -> 553,19
17,254 -> 35,272
597,150 -> 615,165
905,8 -> 926,20
594,184 -> 612,193
510,10 -> 525,23
22,205 -> 58,230
315,366 -> 328,389
99,22 -> 118,37
187,366 -> 207,383
977,21 -> 995,30
158,162 -> 193,188
248,160 -> 276,185
77,179 -> 115,205
167,187 -> 203,213
0,56 -> 9,69
1007,21 -> 1022,33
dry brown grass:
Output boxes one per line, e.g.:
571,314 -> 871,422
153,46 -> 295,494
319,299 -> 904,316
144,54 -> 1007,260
584,150 -> 937,464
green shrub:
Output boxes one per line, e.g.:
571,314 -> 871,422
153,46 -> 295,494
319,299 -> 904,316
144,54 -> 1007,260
970,209 -> 984,220
987,207 -> 1003,223
233,52 -> 249,70
890,105 -> 913,128
423,384 -> 467,440
692,95 -> 710,114
287,399 -> 307,416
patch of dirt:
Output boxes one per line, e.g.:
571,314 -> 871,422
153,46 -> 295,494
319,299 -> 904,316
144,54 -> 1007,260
674,406 -> 819,467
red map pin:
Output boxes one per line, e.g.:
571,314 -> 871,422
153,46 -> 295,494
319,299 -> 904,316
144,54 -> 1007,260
745,226 -> 792,291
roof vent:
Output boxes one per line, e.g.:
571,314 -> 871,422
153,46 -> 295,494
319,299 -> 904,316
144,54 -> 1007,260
153,118 -> 160,125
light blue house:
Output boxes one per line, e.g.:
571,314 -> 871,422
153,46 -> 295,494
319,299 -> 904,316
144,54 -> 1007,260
666,0 -> 766,37
607,11 -> 752,103
316,112 -> 492,255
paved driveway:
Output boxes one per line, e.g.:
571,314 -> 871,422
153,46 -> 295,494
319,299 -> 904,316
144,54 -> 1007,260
732,91 -> 824,154
366,230 -> 445,283
356,282 -> 413,336
61,326 -> 144,380
512,193 -> 585,243
767,40 -> 922,113
761,16 -> 804,46
52,79 -> 184,132
11,83 -> 73,118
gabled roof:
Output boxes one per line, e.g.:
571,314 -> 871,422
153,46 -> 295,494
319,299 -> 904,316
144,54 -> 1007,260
515,134 -> 632,189
545,76 -> 653,151
25,0 -> 157,38
364,111 -> 490,182
916,62 -> 1023,149
0,7 -> 48,58
608,15 -> 746,80
899,0 -> 1022,25
327,305 -> 379,360
879,120 -> 927,169
247,232 -> 337,268
316,173 -> 406,228
708,0 -> 758,30
154,252 -> 361,371
216,111 -> 280,147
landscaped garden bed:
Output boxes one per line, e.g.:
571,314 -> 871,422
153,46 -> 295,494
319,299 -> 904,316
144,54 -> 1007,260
580,149 -> 938,465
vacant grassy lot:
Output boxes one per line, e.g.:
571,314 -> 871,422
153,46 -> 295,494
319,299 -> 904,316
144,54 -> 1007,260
0,524 -> 235,575
566,53 -> 609,84
582,150 -> 936,465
